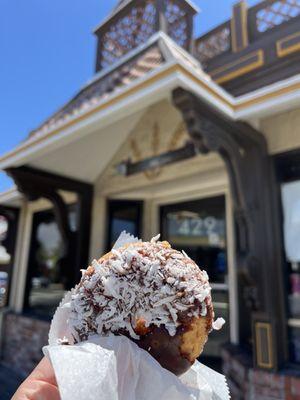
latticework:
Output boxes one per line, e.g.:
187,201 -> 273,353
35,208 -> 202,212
256,0 -> 300,33
195,27 -> 231,66
101,0 -> 156,69
166,0 -> 190,49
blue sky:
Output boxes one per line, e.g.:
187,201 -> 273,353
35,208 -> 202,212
0,0 -> 260,192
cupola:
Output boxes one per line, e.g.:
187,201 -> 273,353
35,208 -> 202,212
94,0 -> 198,72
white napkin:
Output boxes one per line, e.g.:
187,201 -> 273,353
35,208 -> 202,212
46,232 -> 230,400
44,335 -> 229,400
112,230 -> 141,250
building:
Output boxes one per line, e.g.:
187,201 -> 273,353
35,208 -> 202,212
0,0 -> 300,398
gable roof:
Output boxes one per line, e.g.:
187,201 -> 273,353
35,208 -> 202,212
1,31 -> 300,173
27,33 -> 208,142
28,43 -> 164,141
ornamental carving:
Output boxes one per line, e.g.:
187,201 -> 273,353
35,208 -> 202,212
166,0 -> 191,49
130,121 -> 186,180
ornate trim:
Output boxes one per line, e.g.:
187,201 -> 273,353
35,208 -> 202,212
6,167 -> 93,288
255,321 -> 274,369
172,87 -> 287,370
277,31 -> 300,58
211,50 -> 264,84
128,121 -> 187,179
231,1 -> 249,53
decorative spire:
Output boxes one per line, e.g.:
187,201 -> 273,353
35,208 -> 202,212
94,0 -> 198,72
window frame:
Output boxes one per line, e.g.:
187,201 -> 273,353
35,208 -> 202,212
105,199 -> 144,252
23,204 -> 78,320
275,149 -> 300,367
160,195 -> 228,284
0,206 -> 19,308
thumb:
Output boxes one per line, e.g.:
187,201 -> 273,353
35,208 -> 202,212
12,357 -> 60,400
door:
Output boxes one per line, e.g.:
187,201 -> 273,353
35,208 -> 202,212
0,206 -> 19,308
160,195 -> 230,363
24,205 -> 79,318
106,200 -> 143,251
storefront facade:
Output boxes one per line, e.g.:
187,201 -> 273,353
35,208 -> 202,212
1,1 -> 300,398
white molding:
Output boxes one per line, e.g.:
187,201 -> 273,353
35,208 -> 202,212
1,36 -> 300,179
235,74 -> 300,105
0,61 -> 177,170
0,187 -> 22,206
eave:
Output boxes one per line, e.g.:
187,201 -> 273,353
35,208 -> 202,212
1,33 -> 300,172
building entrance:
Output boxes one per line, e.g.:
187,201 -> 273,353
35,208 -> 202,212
160,195 -> 230,361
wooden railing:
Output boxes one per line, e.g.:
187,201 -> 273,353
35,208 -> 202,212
195,0 -> 300,66
194,21 -> 231,67
248,0 -> 300,39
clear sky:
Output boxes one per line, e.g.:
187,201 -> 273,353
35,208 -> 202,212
0,0 -> 260,192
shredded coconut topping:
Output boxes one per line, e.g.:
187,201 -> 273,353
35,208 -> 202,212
68,239 -> 213,341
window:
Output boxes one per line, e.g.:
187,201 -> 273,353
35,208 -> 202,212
276,151 -> 300,364
106,200 -> 143,251
282,181 -> 300,363
160,196 -> 227,282
0,208 -> 19,308
24,206 -> 78,318
160,196 -> 230,361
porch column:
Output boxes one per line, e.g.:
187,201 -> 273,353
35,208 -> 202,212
173,87 -> 287,370
6,167 -> 93,288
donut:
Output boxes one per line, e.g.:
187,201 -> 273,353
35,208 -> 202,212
68,236 -> 220,376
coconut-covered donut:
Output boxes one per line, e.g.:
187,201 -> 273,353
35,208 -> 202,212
68,236 -> 223,376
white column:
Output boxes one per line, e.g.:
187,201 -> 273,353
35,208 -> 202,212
226,190 -> 239,345
142,199 -> 156,241
9,200 -> 33,313
89,190 -> 107,261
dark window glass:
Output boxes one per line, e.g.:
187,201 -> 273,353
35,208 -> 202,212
107,200 -> 143,250
276,150 -> 300,365
160,196 -> 229,364
161,196 -> 227,283
0,209 -> 19,308
0,216 -> 11,265
25,205 -> 78,319
0,216 -> 10,308
281,180 -> 300,363
0,271 -> 9,308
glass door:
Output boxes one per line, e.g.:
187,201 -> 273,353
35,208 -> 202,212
281,180 -> 300,363
160,195 -> 230,364
106,200 -> 143,251
24,205 -> 79,318
276,151 -> 300,366
0,207 -> 19,309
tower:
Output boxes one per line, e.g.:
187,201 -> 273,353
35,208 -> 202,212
94,0 -> 198,72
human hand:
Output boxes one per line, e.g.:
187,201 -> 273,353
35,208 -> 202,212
12,357 -> 60,400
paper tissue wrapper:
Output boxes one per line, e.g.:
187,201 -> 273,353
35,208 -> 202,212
44,232 -> 230,400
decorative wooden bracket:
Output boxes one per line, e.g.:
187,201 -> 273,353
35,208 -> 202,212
6,167 -> 72,251
173,87 -> 287,369
6,166 -> 93,288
